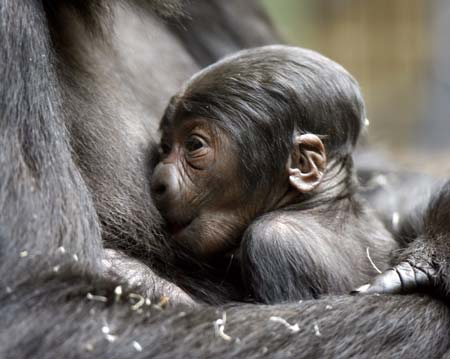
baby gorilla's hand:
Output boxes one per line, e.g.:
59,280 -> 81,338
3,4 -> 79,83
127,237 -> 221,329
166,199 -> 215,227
351,261 -> 437,295
102,249 -> 196,306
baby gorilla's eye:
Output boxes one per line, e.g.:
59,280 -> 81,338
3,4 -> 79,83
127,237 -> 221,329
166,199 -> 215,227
184,135 -> 206,153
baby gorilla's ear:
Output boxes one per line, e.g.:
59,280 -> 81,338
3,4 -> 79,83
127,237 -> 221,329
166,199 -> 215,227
288,134 -> 326,192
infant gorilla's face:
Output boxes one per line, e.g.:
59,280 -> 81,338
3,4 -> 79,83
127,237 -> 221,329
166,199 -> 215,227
150,107 -> 327,258
151,117 -> 253,257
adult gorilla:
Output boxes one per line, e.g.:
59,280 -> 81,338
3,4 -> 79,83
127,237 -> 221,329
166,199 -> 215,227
1,1 -> 450,358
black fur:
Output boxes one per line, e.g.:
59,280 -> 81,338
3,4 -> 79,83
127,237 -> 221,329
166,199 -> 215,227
2,0 -> 450,358
167,0 -> 281,67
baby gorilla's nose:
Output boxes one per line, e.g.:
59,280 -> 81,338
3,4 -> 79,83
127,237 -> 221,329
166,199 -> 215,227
151,175 -> 169,201
152,182 -> 167,196
150,163 -> 180,213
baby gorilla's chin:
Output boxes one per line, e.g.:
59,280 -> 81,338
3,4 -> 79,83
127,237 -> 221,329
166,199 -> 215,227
162,207 -> 196,236
171,215 -> 244,258
170,220 -> 211,257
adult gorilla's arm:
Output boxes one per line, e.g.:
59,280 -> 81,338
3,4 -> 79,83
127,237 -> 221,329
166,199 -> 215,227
3,278 -> 450,358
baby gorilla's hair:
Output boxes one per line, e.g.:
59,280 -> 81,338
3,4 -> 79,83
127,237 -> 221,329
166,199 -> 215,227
165,45 -> 365,199
153,45 -> 397,303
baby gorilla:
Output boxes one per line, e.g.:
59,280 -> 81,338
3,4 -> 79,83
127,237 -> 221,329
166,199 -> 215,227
151,45 -> 397,303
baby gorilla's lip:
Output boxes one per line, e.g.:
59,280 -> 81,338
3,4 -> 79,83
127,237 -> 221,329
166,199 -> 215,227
169,223 -> 184,236
168,219 -> 192,238
162,209 -> 196,239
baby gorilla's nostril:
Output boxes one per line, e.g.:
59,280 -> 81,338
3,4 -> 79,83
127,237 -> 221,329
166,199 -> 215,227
152,183 -> 166,196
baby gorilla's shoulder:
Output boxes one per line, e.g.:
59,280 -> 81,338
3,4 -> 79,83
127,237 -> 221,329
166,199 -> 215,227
242,210 -> 326,246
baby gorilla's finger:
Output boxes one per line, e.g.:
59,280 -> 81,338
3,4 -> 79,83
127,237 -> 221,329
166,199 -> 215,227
102,249 -> 196,306
351,261 -> 435,295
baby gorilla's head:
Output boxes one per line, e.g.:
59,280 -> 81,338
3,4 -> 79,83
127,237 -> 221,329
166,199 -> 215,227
151,45 -> 366,257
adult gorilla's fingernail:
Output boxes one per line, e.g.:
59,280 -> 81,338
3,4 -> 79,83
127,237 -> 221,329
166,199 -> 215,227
350,283 -> 371,295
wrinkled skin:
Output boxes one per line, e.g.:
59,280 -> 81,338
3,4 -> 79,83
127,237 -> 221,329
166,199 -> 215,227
152,117 -> 252,256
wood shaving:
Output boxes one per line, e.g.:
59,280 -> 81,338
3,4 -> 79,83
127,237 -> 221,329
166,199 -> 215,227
86,293 -> 108,302
214,312 -> 232,341
132,340 -> 143,352
269,316 -> 299,333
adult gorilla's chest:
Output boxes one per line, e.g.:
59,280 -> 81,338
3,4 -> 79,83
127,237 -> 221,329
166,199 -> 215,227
55,4 -> 199,251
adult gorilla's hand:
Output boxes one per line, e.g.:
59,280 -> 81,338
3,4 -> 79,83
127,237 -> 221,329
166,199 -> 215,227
352,260 -> 437,295
353,180 -> 450,297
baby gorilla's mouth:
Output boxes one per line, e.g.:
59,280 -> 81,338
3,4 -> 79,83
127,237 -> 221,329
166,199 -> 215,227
168,219 -> 192,238
158,206 -> 195,239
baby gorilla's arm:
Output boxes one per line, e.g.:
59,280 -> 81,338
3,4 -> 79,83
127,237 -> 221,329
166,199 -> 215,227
239,213 -> 355,304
